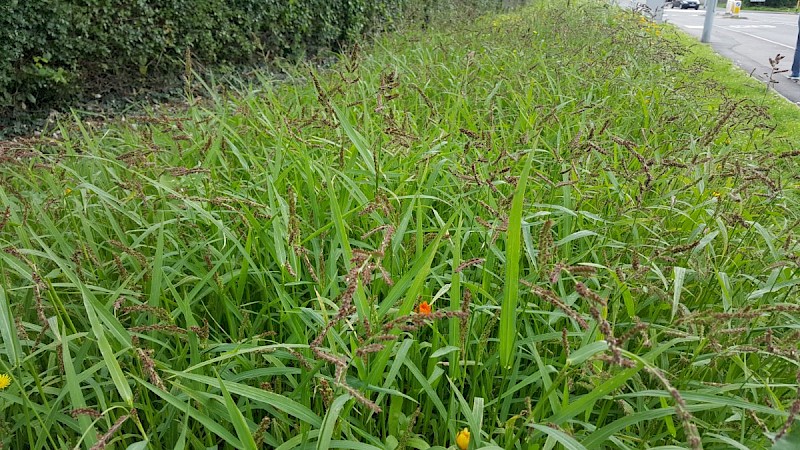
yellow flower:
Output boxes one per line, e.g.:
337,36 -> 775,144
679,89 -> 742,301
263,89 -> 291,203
712,191 -> 721,198
64,188 -> 72,195
0,373 -> 11,390
456,427 -> 470,450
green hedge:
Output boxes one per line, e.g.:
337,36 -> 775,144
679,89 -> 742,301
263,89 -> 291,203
0,0 -> 402,110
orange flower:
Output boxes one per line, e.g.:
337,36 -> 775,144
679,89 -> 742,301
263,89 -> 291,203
417,301 -> 432,315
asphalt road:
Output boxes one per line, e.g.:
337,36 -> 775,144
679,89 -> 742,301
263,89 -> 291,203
662,8 -> 800,104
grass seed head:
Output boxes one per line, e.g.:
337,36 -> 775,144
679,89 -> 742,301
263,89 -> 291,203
254,416 -> 271,445
136,348 -> 165,390
89,412 -> 132,450
538,220 -> 555,272
70,408 -> 102,419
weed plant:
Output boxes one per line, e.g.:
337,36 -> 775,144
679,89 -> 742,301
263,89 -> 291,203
0,1 -> 799,449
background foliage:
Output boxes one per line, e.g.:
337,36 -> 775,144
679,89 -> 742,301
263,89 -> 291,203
0,0 -> 408,111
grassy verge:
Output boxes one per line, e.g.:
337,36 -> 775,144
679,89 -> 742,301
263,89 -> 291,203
740,5 -> 798,12
1,1 -> 799,449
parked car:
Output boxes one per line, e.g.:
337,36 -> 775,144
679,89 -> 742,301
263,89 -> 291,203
671,0 -> 700,8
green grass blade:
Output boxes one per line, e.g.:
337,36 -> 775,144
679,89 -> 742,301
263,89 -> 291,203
317,394 -> 352,450
135,376 -> 242,447
530,423 -> 587,450
147,219 -> 165,308
80,286 -> 133,405
172,414 -> 189,450
582,405 -> 719,447
548,364 -> 643,425
60,326 -> 97,449
167,370 -> 322,427
447,376 -> 484,448
500,155 -> 532,370
378,214 -> 456,317
332,103 -> 376,175
216,372 -> 258,450
672,267 -> 687,321
403,358 -> 448,420
0,287 -> 22,366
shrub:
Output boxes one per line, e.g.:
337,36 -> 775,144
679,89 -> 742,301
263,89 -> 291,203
0,0 -> 405,112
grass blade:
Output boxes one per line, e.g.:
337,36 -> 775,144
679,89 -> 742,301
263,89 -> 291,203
317,394 -> 352,450
500,155 -> 532,369
216,372 -> 258,450
135,376 -> 242,447
0,287 -> 22,366
530,423 -> 587,450
168,371 -> 322,427
672,267 -> 686,321
332,103 -> 375,175
80,286 -> 133,406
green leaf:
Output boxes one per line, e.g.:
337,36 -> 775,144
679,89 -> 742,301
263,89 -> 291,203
0,287 -> 22,366
135,376 -> 242,447
448,376 -> 484,448
81,286 -> 133,405
554,230 -> 598,246
500,154 -> 533,370
317,394 -> 352,450
126,441 -> 149,450
217,372 -> 258,450
772,423 -> 800,450
672,267 -> 686,321
530,423 -> 587,450
583,405 -> 719,447
60,324 -> 97,449
567,341 -> 609,366
549,364 -> 643,425
379,214 -> 455,317
148,219 -> 165,308
430,346 -> 460,359
332,103 -> 375,175
167,371 -> 322,426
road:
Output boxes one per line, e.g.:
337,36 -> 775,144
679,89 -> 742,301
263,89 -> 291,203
662,8 -> 800,104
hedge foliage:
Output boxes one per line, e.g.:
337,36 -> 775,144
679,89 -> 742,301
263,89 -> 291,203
0,0 -> 404,110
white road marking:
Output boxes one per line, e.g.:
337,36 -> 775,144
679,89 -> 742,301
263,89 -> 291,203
717,26 -> 794,49
726,24 -> 776,29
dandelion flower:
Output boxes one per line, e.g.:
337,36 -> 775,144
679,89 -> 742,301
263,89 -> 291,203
0,373 -> 11,390
456,427 -> 470,450
417,301 -> 432,315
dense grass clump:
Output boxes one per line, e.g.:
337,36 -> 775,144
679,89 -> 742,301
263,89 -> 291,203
1,1 -> 799,449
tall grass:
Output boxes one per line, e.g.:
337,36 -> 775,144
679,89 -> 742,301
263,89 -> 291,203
1,1 -> 799,449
